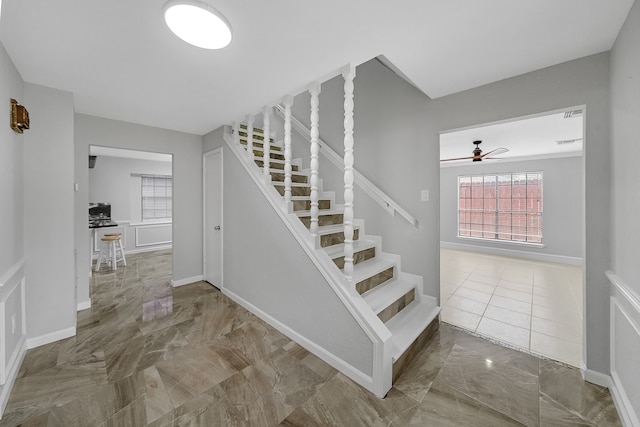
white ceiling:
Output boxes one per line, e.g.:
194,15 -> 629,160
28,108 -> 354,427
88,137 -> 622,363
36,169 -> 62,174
440,109 -> 584,165
0,1 -> 634,136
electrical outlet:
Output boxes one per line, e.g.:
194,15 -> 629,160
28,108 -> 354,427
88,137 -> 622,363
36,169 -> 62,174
421,190 -> 430,202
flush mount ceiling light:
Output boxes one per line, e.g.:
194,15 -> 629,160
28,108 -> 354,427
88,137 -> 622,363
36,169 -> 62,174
163,0 -> 232,49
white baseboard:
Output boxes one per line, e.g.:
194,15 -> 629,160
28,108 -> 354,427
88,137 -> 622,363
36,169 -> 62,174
440,241 -> 583,265
77,299 -> 91,311
221,287 -> 375,394
0,338 -> 26,419
91,244 -> 172,260
26,326 -> 76,349
582,367 -> 611,388
171,275 -> 204,287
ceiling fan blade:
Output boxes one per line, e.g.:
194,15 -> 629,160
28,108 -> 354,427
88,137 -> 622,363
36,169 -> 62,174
481,147 -> 509,158
440,156 -> 475,162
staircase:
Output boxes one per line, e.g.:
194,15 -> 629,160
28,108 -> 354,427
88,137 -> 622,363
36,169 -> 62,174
236,124 -> 440,387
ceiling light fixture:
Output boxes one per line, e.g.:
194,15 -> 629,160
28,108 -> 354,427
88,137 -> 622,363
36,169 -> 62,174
163,0 -> 232,49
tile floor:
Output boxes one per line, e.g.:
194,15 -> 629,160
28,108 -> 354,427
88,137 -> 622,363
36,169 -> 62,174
0,250 -> 620,426
441,248 -> 583,367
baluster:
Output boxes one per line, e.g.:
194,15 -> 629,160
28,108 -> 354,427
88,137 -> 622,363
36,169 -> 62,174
262,106 -> 271,181
246,114 -> 254,161
309,82 -> 321,234
282,95 -> 293,203
232,121 -> 240,144
342,64 -> 356,280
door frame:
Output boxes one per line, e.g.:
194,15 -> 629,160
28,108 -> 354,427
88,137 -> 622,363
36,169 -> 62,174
203,147 -> 223,288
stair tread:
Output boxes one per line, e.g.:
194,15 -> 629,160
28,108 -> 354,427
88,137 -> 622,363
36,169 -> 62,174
324,240 -> 376,258
362,277 -> 415,314
352,257 -> 395,284
295,208 -> 343,217
387,300 -> 440,362
316,223 -> 359,235
273,182 -> 309,188
267,168 -> 307,176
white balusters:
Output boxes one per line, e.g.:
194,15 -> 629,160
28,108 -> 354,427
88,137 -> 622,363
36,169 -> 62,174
246,114 -> 254,160
282,95 -> 293,203
309,82 -> 321,234
342,64 -> 356,280
262,106 -> 271,182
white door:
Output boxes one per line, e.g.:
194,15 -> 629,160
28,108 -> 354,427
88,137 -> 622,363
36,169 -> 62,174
204,149 -> 223,287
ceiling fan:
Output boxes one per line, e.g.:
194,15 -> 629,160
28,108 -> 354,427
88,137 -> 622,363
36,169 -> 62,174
441,140 -> 509,162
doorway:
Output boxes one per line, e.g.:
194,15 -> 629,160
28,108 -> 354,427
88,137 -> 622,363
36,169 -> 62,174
438,107 -> 585,367
203,148 -> 223,288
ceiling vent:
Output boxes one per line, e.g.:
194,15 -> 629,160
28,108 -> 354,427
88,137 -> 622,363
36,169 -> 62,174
556,138 -> 583,145
563,109 -> 583,119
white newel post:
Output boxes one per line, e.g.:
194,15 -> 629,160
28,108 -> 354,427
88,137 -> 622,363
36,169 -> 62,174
262,106 -> 271,182
342,64 -> 356,280
309,82 -> 321,234
246,114 -> 254,160
282,95 -> 293,203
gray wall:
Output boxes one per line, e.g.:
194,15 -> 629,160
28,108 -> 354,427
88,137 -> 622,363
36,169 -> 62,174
609,0 -> 640,422
24,83 -> 76,341
0,39 -> 25,414
75,114 -> 203,301
440,156 -> 583,261
0,42 -> 24,277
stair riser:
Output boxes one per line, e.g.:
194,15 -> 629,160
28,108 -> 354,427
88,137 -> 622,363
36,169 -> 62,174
240,139 -> 281,152
392,318 -> 439,383
275,186 -> 310,197
378,289 -> 415,323
254,160 -> 299,172
320,229 -> 360,248
251,149 -> 285,161
292,200 -> 331,211
299,214 -> 344,228
356,267 -> 394,295
333,247 -> 375,269
271,172 -> 308,184
238,131 -> 273,143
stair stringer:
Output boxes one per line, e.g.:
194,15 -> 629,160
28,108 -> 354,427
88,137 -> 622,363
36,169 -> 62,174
223,132 -> 394,397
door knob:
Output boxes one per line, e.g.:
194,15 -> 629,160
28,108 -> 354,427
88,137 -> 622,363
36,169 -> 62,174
214,225 -> 221,230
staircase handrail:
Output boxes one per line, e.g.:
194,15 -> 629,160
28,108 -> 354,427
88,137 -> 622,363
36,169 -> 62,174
274,104 -> 418,228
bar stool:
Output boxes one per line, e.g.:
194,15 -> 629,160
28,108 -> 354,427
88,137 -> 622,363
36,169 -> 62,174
95,234 -> 127,271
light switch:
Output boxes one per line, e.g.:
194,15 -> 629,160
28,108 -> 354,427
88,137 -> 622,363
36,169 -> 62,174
421,190 -> 430,202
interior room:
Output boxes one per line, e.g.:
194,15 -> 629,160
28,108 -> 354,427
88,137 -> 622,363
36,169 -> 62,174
0,1 -> 639,425
439,110 -> 585,367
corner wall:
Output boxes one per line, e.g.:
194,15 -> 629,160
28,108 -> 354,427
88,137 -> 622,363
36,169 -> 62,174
0,40 -> 26,418
608,0 -> 640,424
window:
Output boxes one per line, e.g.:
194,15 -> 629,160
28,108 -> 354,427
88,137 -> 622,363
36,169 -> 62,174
141,176 -> 172,221
458,172 -> 543,243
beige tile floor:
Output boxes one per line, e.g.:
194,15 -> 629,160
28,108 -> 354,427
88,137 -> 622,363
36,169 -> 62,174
441,248 -> 583,367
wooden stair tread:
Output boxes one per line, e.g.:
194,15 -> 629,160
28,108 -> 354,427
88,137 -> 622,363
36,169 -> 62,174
362,277 -> 415,314
273,182 -> 309,188
387,300 -> 440,362
295,208 -> 343,217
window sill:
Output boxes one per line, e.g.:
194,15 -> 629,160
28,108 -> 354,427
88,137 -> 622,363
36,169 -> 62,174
456,236 -> 545,248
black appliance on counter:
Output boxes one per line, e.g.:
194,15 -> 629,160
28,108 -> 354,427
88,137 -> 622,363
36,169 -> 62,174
89,203 -> 112,227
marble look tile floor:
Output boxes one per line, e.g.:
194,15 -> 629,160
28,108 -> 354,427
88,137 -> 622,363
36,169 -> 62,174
0,250 -> 621,426
441,248 -> 583,367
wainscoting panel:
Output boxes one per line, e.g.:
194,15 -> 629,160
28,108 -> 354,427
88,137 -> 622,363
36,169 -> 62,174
607,271 -> 640,427
0,259 -> 27,417
135,223 -> 172,247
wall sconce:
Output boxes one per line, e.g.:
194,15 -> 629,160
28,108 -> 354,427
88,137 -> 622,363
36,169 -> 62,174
10,98 -> 30,134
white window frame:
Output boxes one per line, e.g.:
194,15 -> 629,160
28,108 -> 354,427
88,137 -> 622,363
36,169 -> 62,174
141,175 -> 172,222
